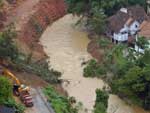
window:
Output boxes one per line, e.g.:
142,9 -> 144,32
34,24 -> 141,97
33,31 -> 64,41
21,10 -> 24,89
135,24 -> 138,28
121,31 -> 127,34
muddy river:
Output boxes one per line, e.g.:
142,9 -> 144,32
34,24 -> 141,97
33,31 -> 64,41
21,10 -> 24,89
40,14 -> 149,113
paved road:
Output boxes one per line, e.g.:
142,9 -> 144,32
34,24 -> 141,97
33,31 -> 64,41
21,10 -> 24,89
25,88 -> 55,113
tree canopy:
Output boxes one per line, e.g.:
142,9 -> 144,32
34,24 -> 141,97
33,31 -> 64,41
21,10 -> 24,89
94,89 -> 109,113
0,26 -> 18,61
84,36 -> 150,110
0,77 -> 12,104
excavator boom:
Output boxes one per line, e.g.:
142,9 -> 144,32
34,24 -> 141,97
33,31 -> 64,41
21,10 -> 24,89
3,69 -> 21,85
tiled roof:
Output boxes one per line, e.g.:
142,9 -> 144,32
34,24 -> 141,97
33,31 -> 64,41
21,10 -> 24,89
139,21 -> 150,38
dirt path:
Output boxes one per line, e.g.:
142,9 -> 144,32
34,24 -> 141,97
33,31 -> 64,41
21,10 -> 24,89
5,0 -> 39,30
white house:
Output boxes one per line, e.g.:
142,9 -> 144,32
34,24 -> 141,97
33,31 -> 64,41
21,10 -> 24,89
106,5 -> 148,44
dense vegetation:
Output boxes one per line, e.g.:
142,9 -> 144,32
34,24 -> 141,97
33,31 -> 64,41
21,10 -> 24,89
84,37 -> 150,110
0,77 -> 12,104
0,77 -> 25,113
43,86 -> 78,113
94,89 -> 109,113
0,25 -> 18,61
66,0 -> 147,16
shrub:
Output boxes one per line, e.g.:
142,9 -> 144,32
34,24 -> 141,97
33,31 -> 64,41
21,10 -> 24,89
94,89 -> 109,113
0,25 -> 18,61
0,77 -> 12,104
83,59 -> 106,78
43,86 -> 78,113
98,38 -> 111,49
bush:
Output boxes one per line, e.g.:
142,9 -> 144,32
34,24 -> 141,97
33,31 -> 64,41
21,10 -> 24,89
0,25 -> 18,61
0,77 -> 12,104
83,59 -> 106,78
94,89 -> 109,113
43,86 -> 78,113
98,38 -> 111,49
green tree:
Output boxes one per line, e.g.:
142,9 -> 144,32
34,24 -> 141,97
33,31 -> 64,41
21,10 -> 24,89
83,59 -> 106,78
94,89 -> 109,113
113,66 -> 150,109
98,38 -> 111,49
0,26 -> 18,61
0,77 -> 13,104
87,9 -> 106,34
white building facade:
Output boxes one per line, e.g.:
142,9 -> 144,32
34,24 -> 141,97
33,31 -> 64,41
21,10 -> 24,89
113,20 -> 140,43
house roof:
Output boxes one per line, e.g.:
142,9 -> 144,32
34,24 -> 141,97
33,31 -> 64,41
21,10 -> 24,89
107,11 -> 129,33
107,5 -> 148,33
0,106 -> 15,113
139,21 -> 150,39
125,17 -> 134,26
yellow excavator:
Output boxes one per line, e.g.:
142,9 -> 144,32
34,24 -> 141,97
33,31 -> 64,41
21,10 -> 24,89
0,67 -> 34,107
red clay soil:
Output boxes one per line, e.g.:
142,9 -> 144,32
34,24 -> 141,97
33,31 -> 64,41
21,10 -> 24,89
0,0 -> 66,61
0,0 -> 27,29
14,71 -> 48,87
87,34 -> 114,62
17,0 -> 66,61
0,10 -> 6,30
87,40 -> 104,61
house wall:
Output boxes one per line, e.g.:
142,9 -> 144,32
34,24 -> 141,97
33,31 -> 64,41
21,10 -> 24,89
129,21 -> 140,35
113,25 -> 129,42
120,25 -> 129,33
112,21 -> 140,43
114,32 -> 128,42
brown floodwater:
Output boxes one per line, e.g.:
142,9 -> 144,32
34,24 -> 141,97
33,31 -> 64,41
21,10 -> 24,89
40,14 -> 150,113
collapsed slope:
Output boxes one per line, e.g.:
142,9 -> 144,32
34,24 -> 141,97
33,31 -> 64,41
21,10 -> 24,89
2,0 -> 66,61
